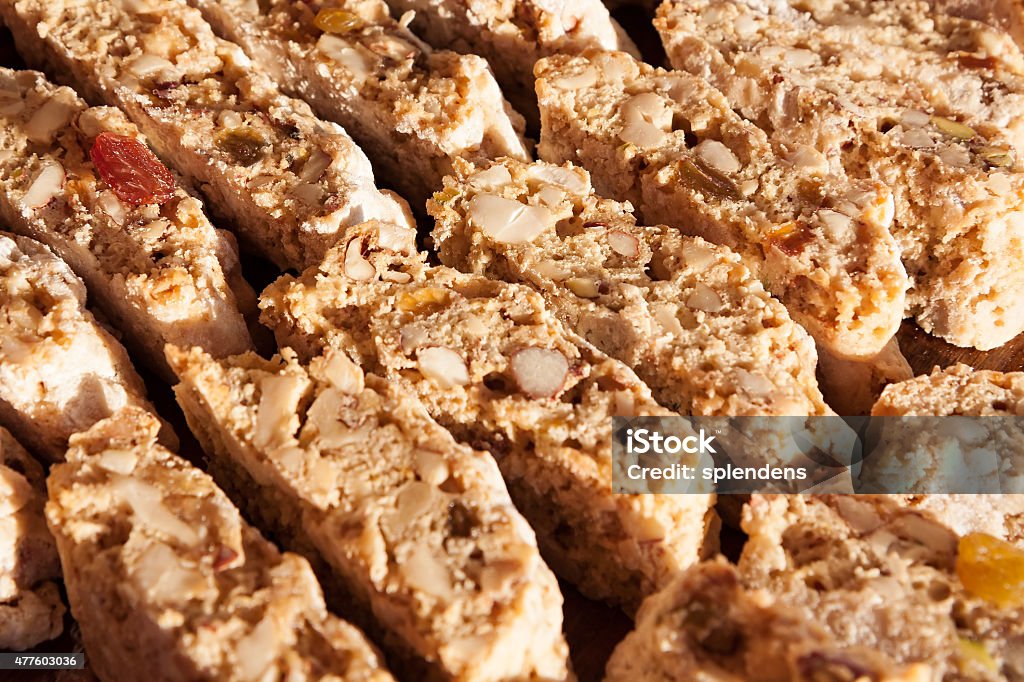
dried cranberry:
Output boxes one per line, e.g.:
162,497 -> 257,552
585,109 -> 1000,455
89,132 -> 175,206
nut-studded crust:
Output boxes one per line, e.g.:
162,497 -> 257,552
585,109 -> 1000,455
655,0 -> 1024,350
0,0 -> 414,270
605,560 -> 931,682
376,0 -> 638,122
0,68 -> 253,378
259,221 -> 719,610
535,50 -> 909,361
187,0 -> 530,207
429,157 -> 831,416
46,409 -> 395,682
167,344 -> 573,682
0,232 -> 169,462
873,363 -> 1024,416
0,425 -> 64,650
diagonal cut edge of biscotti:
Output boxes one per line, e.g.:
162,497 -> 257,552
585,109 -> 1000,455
0,425 -> 64,651
0,231 -> 174,462
45,407 -> 395,682
738,493 -> 1024,678
259,220 -> 720,611
0,68 -> 254,379
374,0 -> 639,124
165,343 -> 573,682
604,559 -> 932,682
534,49 -> 909,361
655,0 -> 1024,351
186,0 -> 530,208
0,0 -> 414,271
429,156 -> 832,417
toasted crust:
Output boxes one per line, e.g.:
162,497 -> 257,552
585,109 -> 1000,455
188,0 -> 530,207
535,50 -> 908,360
429,157 -> 830,416
259,221 -> 719,610
167,344 -> 572,682
656,0 -> 1024,350
0,0 -> 413,270
46,409 -> 394,682
0,425 -> 64,650
0,68 -> 253,378
0,232 -> 169,461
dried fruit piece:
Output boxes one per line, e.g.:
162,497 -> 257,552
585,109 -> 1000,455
398,287 -> 449,314
314,8 -> 365,34
89,132 -> 175,206
510,347 -> 569,399
979,146 -> 1015,169
216,127 -> 269,167
957,638 -> 998,673
956,532 -> 1024,607
678,157 -> 741,200
931,116 -> 975,140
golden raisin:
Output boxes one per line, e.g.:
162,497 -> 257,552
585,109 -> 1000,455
314,8 -> 365,34
956,533 -> 1024,608
216,128 -> 268,167
397,287 -> 449,314
957,638 -> 997,674
678,157 -> 741,200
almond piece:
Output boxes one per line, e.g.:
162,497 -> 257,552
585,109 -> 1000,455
344,239 -> 375,281
566,277 -> 600,298
417,347 -> 470,387
510,347 -> 569,399
619,93 -> 671,148
686,283 -> 724,313
607,230 -> 640,258
695,140 -> 741,174
22,161 -> 65,209
468,194 -> 553,244
321,350 -> 364,394
24,98 -> 73,143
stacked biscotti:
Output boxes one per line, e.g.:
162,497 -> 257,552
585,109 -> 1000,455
655,0 -> 1024,350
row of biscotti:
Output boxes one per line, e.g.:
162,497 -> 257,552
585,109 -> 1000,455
650,0 -> 1024,351
606,363 -> 1024,682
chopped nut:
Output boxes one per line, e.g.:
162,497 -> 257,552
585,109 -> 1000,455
931,116 -> 975,139
127,54 -> 174,79
236,620 -> 279,682
0,468 -> 32,516
686,283 -> 724,313
524,164 -> 589,195
22,160 -> 65,209
417,347 -> 470,387
468,165 -> 512,190
784,144 -> 828,174
782,48 -> 817,68
96,448 -> 139,475
467,194 -> 553,244
97,190 -> 127,225
534,259 -> 570,280
566,277 -> 600,298
900,109 -> 931,128
653,303 -> 684,337
510,347 -> 569,399
255,373 -> 307,449
619,93 -> 671,148
553,67 -> 598,90
607,230 -> 639,258
901,128 -> 934,148
394,481 -> 437,529
321,350 -> 364,394
367,35 -> 417,62
24,98 -> 73,143
111,475 -> 199,545
317,35 -> 372,81
404,545 -> 453,598
344,239 -> 375,281
414,449 -> 449,486
681,241 -> 716,269
695,140 -> 741,174
818,210 -> 853,238
734,369 -> 774,397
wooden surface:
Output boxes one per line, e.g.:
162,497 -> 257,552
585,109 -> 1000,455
3,15 -> 1024,682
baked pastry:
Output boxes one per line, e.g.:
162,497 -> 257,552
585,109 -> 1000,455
655,0 -> 1024,350
167,344 -> 572,681
0,232 -> 169,461
186,0 -> 530,207
260,221 -> 719,610
376,0 -> 638,122
0,0 -> 414,270
932,0 -> 1024,47
0,425 -> 64,650
46,408 -> 394,682
534,50 -> 909,361
815,338 -> 913,416
429,157 -> 830,416
605,560 -> 930,682
873,363 -> 1024,416
0,68 -> 253,378
739,494 -> 1024,679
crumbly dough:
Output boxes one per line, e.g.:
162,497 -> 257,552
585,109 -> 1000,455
167,344 -> 572,682
188,0 -> 530,207
377,0 -> 638,122
429,157 -> 830,416
0,68 -> 253,378
0,232 -> 168,461
46,409 -> 395,682
535,50 -> 909,361
260,221 -> 719,610
656,0 -> 1024,350
0,425 -> 64,650
740,494 -> 1024,679
605,560 -> 930,682
1,0 -> 414,270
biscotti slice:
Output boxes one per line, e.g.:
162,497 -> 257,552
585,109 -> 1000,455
816,337 -> 913,416
260,221 -> 719,610
429,157 -> 830,416
873,363 -> 1024,416
377,0 -> 637,123
0,232 -> 167,462
0,425 -> 64,650
933,0 -> 1024,48
0,0 -> 413,270
739,494 -> 1024,679
605,560 -> 930,682
655,1 -> 1024,350
0,68 -> 252,377
186,0 -> 530,207
535,50 -> 908,361
46,408 -> 394,682
167,344 -> 572,682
